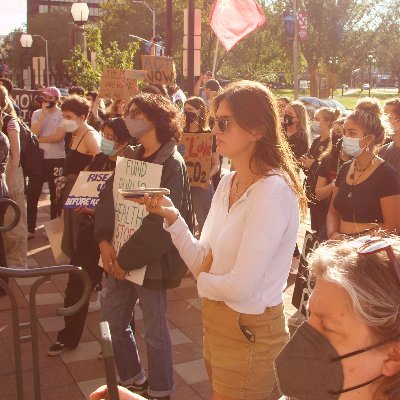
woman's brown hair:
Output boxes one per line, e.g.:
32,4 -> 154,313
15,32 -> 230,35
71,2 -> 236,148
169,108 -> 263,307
213,80 -> 307,219
127,93 -> 183,144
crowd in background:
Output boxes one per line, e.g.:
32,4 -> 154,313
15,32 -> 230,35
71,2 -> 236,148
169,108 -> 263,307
0,74 -> 399,400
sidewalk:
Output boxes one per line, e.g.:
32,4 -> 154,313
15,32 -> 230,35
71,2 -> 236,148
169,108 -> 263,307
0,194 -> 308,400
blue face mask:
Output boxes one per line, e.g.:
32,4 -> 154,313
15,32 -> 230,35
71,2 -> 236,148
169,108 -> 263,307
100,137 -> 118,156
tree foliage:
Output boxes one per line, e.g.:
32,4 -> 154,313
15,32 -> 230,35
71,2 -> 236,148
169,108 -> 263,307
63,25 -> 139,90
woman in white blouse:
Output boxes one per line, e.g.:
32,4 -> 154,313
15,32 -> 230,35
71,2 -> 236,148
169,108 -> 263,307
139,81 -> 306,400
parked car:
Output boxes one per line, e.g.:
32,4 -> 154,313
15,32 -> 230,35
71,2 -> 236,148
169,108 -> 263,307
57,87 -> 69,97
362,83 -> 370,90
299,96 -> 348,115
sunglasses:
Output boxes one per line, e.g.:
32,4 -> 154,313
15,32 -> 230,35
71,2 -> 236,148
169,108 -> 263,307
357,238 -> 400,282
215,116 -> 233,132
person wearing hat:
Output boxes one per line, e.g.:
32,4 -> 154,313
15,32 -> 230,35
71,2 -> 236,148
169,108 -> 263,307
28,86 -> 66,239
48,117 -> 133,356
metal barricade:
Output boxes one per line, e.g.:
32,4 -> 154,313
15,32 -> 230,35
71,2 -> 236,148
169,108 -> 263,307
0,198 -> 21,232
0,266 -> 91,400
0,199 -> 92,399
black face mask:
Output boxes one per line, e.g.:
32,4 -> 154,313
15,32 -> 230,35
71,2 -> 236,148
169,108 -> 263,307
45,101 -> 56,109
185,111 -> 198,124
274,323 -> 385,400
282,113 -> 295,131
332,134 -> 342,147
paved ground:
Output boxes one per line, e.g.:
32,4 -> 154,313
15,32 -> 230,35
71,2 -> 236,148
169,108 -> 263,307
0,194 -> 309,400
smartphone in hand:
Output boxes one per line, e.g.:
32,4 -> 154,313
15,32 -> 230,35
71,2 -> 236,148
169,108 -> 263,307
118,188 -> 170,199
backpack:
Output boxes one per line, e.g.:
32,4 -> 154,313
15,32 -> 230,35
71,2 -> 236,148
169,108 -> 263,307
2,114 -> 44,177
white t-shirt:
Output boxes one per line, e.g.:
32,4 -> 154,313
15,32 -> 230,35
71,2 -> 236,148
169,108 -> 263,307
31,108 -> 65,159
172,89 -> 187,105
165,171 -> 300,314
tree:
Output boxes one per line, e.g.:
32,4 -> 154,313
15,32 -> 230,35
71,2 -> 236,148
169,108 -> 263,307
293,0 -> 379,96
63,25 -> 139,90
376,5 -> 400,93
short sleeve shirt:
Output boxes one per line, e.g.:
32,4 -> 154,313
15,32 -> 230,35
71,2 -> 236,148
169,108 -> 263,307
333,160 -> 400,223
31,108 -> 65,159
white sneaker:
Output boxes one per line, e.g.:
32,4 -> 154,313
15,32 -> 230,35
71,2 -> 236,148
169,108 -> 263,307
288,310 -> 306,327
88,292 -> 101,312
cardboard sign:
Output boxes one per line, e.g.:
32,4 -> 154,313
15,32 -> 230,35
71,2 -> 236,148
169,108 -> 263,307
141,55 -> 176,85
112,156 -> 162,285
44,217 -> 69,265
13,89 -> 42,124
64,171 -> 113,209
98,69 -> 141,100
178,133 -> 213,189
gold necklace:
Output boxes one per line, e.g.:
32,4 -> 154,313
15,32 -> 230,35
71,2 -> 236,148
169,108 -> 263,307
234,176 -> 256,199
348,158 -> 375,199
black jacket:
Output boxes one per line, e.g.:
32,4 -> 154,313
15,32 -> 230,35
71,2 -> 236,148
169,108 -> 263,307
94,139 -> 194,289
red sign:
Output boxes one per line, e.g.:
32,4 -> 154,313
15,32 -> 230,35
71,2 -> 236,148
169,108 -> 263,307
297,11 -> 308,42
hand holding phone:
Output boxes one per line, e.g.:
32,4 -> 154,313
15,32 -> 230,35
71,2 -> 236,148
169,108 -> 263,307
118,188 -> 170,199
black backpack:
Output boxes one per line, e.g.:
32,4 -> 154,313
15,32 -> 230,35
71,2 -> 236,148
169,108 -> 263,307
2,114 -> 44,177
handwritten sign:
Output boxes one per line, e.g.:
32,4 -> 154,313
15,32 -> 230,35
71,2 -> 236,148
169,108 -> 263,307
64,171 -> 113,209
13,89 -> 41,124
141,55 -> 176,85
178,133 -> 213,189
112,156 -> 162,285
98,69 -> 142,100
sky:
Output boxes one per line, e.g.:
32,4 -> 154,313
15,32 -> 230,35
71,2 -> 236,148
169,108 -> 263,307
0,0 -> 27,36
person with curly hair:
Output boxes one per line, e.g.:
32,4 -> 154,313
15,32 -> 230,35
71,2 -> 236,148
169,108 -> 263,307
93,94 -> 194,400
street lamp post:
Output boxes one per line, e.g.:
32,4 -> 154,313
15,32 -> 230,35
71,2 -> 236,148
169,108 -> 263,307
20,34 -> 33,89
132,1 -> 156,39
71,1 -> 89,56
367,54 -> 376,97
20,34 -> 50,87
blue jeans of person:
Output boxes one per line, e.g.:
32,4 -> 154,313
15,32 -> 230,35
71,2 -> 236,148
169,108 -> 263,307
102,276 -> 174,397
191,184 -> 214,234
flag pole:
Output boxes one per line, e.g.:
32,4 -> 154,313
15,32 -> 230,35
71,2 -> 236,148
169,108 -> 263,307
212,39 -> 220,77
293,0 -> 299,100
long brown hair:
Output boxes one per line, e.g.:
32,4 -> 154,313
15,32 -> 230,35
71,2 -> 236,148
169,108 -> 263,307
213,80 -> 307,219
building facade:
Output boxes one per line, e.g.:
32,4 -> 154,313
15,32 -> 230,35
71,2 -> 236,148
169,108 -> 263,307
27,0 -> 103,20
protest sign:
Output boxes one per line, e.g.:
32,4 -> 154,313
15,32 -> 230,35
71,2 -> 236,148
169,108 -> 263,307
112,156 -> 162,285
98,69 -> 142,100
44,217 -> 69,265
13,89 -> 41,124
178,133 -> 213,189
141,55 -> 176,85
64,171 -> 113,209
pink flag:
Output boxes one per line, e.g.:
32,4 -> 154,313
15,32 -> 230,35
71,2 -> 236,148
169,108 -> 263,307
209,0 -> 266,51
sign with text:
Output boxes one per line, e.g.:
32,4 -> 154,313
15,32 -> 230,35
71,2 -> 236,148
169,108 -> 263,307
141,55 -> 176,85
64,171 -> 113,209
179,133 -> 212,189
13,89 -> 42,124
112,157 -> 162,285
98,69 -> 141,100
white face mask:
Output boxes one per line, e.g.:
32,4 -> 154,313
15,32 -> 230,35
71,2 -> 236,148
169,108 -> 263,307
61,118 -> 79,132
342,136 -> 362,157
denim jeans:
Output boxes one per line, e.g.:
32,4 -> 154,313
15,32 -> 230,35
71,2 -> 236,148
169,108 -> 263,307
102,277 -> 174,397
191,184 -> 214,234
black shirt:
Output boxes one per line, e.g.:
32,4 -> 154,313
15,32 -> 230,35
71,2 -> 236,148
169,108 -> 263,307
286,129 -> 309,160
333,160 -> 400,223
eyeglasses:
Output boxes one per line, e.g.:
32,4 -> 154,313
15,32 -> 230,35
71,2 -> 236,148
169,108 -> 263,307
215,116 -> 233,132
126,108 -> 142,119
357,238 -> 400,282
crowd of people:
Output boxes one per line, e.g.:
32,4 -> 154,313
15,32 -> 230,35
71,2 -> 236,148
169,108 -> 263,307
0,74 -> 399,400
